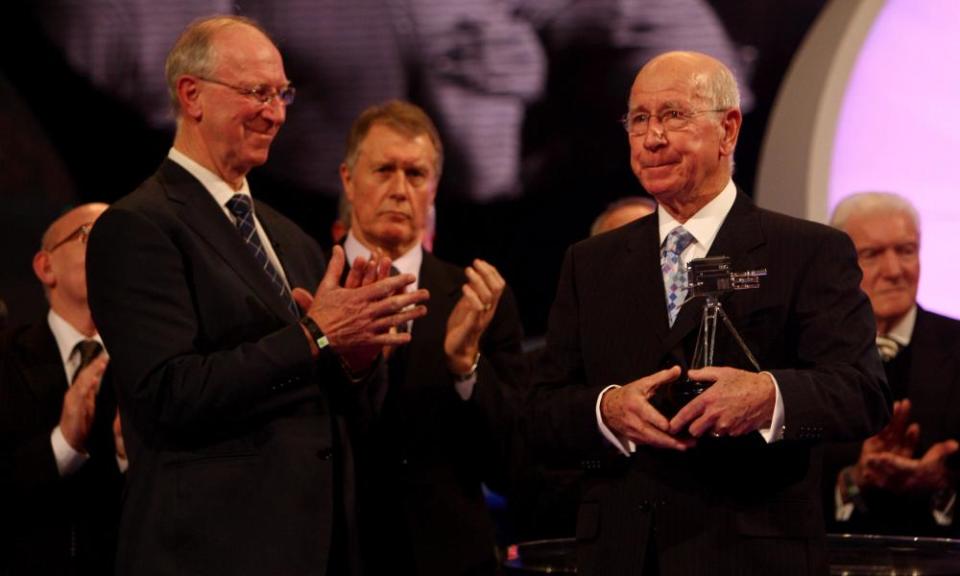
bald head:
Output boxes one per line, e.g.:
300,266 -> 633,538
165,15 -> 273,115
41,203 -> 110,251
627,51 -> 742,220
34,203 -> 109,334
633,51 -> 741,113
591,196 -> 657,236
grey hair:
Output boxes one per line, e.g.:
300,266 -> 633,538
164,15 -> 270,114
830,192 -> 921,232
693,63 -> 740,111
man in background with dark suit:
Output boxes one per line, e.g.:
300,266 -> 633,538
0,202 -> 123,575
528,51 -> 889,575
339,100 -> 526,576
825,192 -> 960,536
85,16 -> 428,576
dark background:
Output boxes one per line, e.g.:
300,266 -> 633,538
0,1 -> 827,337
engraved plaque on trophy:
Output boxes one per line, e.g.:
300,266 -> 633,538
662,256 -> 767,417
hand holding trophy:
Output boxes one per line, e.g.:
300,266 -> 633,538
660,256 -> 767,417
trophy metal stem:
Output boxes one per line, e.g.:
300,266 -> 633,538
661,256 -> 767,416
690,297 -> 761,372
691,295 -> 720,369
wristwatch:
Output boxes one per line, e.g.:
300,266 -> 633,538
300,316 -> 330,350
452,352 -> 480,383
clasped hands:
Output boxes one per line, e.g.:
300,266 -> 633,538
292,245 -> 429,372
599,365 -> 776,451
60,352 -> 109,453
848,399 -> 958,494
60,353 -> 128,467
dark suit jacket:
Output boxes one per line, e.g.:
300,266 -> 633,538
0,321 -> 123,575
86,159 -> 357,576
822,307 -> 960,536
351,251 -> 526,576
528,192 -> 890,576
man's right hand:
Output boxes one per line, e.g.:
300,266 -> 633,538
292,245 -> 429,371
599,366 -> 692,451
852,399 -> 959,493
59,353 -> 108,452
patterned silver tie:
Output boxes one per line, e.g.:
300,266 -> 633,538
661,226 -> 696,326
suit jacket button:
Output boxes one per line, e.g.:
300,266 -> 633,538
316,448 -> 332,460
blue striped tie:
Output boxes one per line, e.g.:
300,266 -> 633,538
661,226 -> 695,326
225,194 -> 299,319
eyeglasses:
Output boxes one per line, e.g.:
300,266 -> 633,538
621,108 -> 727,136
48,223 -> 92,252
197,76 -> 296,106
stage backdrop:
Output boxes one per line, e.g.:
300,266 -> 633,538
2,1 -> 830,335
758,0 -> 959,320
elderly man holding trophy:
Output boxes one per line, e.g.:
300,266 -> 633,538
528,51 -> 890,575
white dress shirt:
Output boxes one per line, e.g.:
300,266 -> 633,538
596,180 -> 785,455
168,148 -> 291,291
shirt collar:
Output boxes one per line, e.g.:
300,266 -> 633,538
344,231 -> 423,291
168,147 -> 252,209
46,309 -> 104,368
657,179 -> 737,252
884,305 -> 917,347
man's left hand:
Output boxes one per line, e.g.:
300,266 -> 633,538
669,367 -> 776,438
444,259 -> 504,374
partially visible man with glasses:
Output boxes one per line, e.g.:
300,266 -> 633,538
1,202 -> 126,575
527,51 -> 888,574
85,15 -> 427,576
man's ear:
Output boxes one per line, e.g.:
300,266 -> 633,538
177,76 -> 204,120
32,250 -> 55,288
340,163 -> 355,203
718,108 -> 742,157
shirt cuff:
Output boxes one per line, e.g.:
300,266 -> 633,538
596,385 -> 635,456
51,425 -> 89,477
454,372 -> 478,401
835,481 -> 855,521
758,371 -> 785,443
932,488 -> 956,526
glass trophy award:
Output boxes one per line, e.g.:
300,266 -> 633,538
662,256 -> 767,416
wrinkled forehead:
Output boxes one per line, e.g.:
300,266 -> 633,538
848,211 -> 920,245
213,24 -> 286,79
361,124 -> 438,164
628,62 -> 709,110
44,204 -> 108,247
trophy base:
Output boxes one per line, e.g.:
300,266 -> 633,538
658,378 -> 713,418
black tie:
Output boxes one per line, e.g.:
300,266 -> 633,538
72,340 -> 102,383
225,194 -> 299,320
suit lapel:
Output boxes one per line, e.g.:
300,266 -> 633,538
256,205 -> 309,311
625,215 -> 672,346
907,308 -> 958,440
17,323 -> 69,410
157,160 -> 297,323
402,253 -> 458,385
